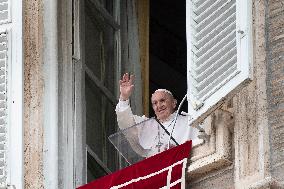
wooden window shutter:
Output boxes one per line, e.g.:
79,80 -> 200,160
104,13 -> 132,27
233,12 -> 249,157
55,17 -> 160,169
0,31 -> 8,188
0,0 -> 10,187
186,0 -> 252,126
0,0 -> 23,188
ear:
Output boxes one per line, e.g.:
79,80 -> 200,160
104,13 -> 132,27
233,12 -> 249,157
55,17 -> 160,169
172,99 -> 177,109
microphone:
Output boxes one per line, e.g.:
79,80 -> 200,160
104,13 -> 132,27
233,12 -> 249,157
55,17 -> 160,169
167,94 -> 187,149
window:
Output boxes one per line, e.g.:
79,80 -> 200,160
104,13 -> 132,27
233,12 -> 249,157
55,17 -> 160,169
149,0 -> 187,115
186,0 -> 253,126
73,0 -> 121,182
83,0 -> 120,181
73,0 -> 144,185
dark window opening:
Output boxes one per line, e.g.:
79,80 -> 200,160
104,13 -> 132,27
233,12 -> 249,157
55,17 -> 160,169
149,0 -> 187,116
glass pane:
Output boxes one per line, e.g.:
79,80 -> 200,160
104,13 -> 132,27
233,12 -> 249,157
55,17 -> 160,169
87,152 -> 108,182
98,0 -> 114,16
85,3 -> 116,93
85,11 -> 102,79
85,75 -> 118,173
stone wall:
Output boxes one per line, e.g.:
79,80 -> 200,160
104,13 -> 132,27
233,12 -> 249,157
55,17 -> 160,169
233,1 -> 271,188
266,0 -> 284,183
24,0 -> 44,188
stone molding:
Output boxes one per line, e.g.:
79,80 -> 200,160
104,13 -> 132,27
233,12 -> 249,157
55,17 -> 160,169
188,110 -> 233,179
247,177 -> 284,189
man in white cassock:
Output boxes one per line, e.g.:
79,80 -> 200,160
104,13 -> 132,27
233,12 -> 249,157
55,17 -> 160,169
116,73 -> 201,158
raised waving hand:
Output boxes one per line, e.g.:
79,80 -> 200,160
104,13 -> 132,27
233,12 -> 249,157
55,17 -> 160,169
119,73 -> 135,101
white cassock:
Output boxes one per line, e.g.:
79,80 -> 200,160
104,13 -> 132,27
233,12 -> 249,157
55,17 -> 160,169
115,99 -> 202,157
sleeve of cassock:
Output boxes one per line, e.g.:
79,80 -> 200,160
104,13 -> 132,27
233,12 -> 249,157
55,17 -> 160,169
115,99 -> 150,157
115,99 -> 147,129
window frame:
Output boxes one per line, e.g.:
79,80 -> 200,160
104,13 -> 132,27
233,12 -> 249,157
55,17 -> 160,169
5,0 -> 24,188
72,0 -> 122,184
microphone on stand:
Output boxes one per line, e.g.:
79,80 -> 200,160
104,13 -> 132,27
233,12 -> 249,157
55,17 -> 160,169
167,93 -> 211,147
167,93 -> 187,150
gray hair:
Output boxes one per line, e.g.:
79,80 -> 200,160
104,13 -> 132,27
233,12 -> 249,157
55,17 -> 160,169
153,89 -> 173,97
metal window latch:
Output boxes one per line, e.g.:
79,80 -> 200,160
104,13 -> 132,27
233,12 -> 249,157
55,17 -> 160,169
237,30 -> 244,34
6,184 -> 16,189
192,100 -> 204,110
187,95 -> 204,111
188,96 -> 204,110
237,29 -> 246,39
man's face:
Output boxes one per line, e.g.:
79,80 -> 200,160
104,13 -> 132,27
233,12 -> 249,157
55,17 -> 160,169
151,91 -> 177,122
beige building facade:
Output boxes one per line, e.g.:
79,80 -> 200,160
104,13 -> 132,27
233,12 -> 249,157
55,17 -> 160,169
2,0 -> 283,188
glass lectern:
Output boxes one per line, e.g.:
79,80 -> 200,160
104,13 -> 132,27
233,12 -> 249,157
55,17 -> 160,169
108,118 -> 179,165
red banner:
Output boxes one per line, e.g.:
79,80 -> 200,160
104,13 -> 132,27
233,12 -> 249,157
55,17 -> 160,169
77,141 -> 192,189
